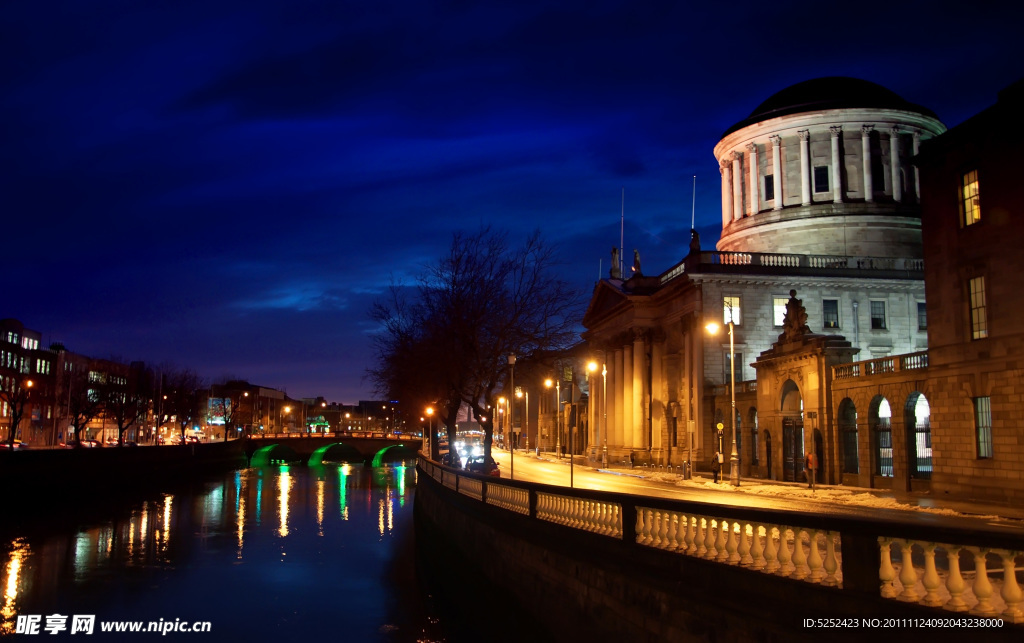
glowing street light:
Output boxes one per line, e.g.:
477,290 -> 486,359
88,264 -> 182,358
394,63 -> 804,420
706,317 -> 739,487
507,353 -> 516,479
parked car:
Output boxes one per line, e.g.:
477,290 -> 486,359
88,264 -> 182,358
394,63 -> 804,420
440,451 -> 463,468
465,455 -> 500,477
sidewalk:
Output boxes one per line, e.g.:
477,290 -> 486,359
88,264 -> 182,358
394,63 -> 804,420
514,448 -> 1024,522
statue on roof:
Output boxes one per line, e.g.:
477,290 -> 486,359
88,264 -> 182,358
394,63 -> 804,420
610,247 -> 621,279
781,289 -> 811,340
689,229 -> 701,255
632,249 -> 642,276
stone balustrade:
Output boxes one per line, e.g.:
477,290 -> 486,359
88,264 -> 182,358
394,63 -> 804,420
421,456 -> 1024,626
834,351 -> 929,380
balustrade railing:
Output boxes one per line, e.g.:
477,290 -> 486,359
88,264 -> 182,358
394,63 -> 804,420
833,351 -> 929,381
420,457 -> 1024,625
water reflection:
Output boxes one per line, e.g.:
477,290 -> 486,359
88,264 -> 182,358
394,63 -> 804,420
0,462 -> 419,639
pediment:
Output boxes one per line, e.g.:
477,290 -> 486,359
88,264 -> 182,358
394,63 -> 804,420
582,280 -> 632,329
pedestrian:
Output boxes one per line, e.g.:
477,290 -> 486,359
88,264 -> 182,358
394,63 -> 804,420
710,450 -> 721,483
805,451 -> 818,490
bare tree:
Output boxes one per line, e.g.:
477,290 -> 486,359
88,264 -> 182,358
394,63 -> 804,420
370,227 -> 583,461
163,368 -> 205,444
60,366 -> 105,446
102,363 -> 153,446
0,374 -> 35,447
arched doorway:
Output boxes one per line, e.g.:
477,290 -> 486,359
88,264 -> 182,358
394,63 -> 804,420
905,393 -> 932,480
838,398 -> 858,474
780,380 -> 803,482
871,396 -> 893,478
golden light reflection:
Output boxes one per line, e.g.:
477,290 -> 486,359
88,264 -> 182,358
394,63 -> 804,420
139,505 -> 148,557
162,495 -> 173,554
1,539 -> 30,635
236,494 -> 245,559
127,511 -> 135,559
378,498 -> 385,536
278,467 -> 291,537
316,479 -> 325,536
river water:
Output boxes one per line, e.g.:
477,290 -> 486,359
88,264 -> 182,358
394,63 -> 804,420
0,460 -> 534,641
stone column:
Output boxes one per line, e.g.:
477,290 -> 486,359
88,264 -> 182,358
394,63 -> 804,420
830,126 -> 843,203
720,160 -> 732,229
588,354 -> 598,453
861,125 -> 874,202
731,151 -> 743,221
890,127 -> 902,203
798,130 -> 811,205
912,131 -> 921,202
613,348 -> 623,449
770,135 -> 783,210
651,338 -> 664,453
746,142 -> 758,216
623,342 -> 633,449
633,331 -> 645,449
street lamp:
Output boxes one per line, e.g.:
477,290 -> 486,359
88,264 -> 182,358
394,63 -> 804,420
425,407 -> 435,460
706,318 -> 740,486
544,377 -> 561,457
515,388 -> 528,452
507,353 -> 516,479
587,360 -> 607,469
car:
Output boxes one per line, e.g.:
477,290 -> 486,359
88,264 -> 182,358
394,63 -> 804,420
439,451 -> 463,468
0,440 -> 29,450
465,455 -> 500,477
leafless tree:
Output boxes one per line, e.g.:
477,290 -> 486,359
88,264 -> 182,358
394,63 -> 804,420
0,373 -> 35,447
59,365 -> 106,446
370,227 -> 583,460
163,368 -> 205,443
102,362 -> 153,446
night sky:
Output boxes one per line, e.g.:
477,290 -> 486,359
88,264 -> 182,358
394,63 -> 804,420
4,1 -> 1021,403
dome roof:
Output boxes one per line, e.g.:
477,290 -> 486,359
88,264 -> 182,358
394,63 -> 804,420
722,77 -> 939,137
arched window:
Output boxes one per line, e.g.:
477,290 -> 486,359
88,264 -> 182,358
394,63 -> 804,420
873,397 -> 893,477
905,393 -> 931,479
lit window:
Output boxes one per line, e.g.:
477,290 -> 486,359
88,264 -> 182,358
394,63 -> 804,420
969,276 -> 988,339
813,166 -> 829,193
917,302 -> 927,331
723,296 -> 741,325
961,170 -> 980,226
764,175 -> 775,201
773,297 -> 788,327
870,301 -> 886,330
974,397 -> 992,459
724,351 -> 744,381
823,299 -> 840,329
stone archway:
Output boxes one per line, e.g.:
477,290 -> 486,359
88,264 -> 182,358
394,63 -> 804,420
905,392 -> 932,480
780,380 -> 803,482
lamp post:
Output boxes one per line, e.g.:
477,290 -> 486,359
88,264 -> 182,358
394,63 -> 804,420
507,353 -> 516,480
425,407 -> 434,460
544,377 -> 561,457
587,360 -> 605,469
706,318 -> 740,487
515,388 -> 528,452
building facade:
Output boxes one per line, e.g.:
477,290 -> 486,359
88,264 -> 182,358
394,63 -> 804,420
582,78 -> 945,481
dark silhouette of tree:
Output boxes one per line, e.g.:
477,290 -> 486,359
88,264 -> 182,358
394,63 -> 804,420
102,362 -> 153,446
0,374 -> 35,447
163,368 -> 205,443
370,227 -> 583,460
60,365 -> 105,446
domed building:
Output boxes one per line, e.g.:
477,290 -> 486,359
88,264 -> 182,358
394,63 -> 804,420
715,77 -> 945,257
580,78 -> 942,486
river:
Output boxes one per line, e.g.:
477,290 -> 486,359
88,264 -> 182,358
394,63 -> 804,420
0,460 -> 543,641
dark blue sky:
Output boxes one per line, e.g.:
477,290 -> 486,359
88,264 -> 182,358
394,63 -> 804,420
3,1 -> 1021,403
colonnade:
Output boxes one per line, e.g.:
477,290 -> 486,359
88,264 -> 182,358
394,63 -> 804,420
719,126 -> 923,229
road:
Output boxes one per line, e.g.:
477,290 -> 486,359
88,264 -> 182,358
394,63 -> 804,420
489,448 -> 1024,531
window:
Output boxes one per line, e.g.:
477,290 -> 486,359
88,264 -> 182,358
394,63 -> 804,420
773,297 -> 788,327
764,174 -> 775,201
823,299 -> 840,329
961,170 -> 980,226
917,302 -> 927,331
969,276 -> 988,339
870,301 -> 886,330
814,166 -> 829,193
725,351 -> 744,382
974,397 -> 992,459
723,296 -> 741,325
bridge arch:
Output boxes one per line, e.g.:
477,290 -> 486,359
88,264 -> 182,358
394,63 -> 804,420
308,442 -> 365,466
249,444 -> 301,467
370,444 -> 417,467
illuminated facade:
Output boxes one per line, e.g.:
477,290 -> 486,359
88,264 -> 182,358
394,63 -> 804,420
582,78 -> 944,478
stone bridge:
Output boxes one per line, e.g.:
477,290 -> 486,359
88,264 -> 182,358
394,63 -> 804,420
245,434 -> 422,466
